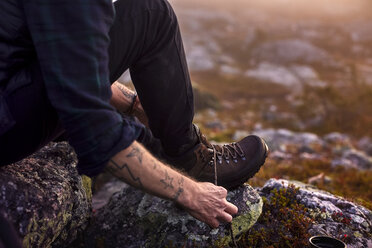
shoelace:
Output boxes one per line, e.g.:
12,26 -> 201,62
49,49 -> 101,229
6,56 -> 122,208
210,143 -> 246,186
211,143 -> 242,248
211,143 -> 245,166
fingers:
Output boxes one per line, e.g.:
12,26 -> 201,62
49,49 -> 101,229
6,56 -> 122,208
189,183 -> 239,229
209,219 -> 220,229
218,211 -> 233,223
224,200 -> 238,215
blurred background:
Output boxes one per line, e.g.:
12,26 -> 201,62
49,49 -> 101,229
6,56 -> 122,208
119,0 -> 372,209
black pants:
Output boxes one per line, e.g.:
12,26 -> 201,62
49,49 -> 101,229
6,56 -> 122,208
0,0 -> 196,165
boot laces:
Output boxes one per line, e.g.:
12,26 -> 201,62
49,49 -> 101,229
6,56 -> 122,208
210,142 -> 241,248
210,143 -> 246,166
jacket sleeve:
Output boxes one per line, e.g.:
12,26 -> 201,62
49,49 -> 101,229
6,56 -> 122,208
22,0 -> 139,176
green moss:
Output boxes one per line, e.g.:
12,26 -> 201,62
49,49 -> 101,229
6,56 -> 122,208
214,196 -> 263,247
22,176 -> 92,247
81,175 -> 92,201
23,210 -> 73,247
238,184 -> 314,248
250,158 -> 372,211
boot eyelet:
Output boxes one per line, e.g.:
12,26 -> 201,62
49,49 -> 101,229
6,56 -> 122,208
218,160 -> 222,164
226,160 -> 230,164
233,159 -> 238,163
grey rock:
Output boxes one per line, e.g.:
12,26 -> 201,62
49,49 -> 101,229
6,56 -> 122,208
342,149 -> 372,170
0,142 -> 92,248
244,62 -> 302,90
251,39 -> 332,64
324,132 -> 352,146
81,184 -> 262,247
252,128 -> 324,153
92,179 -> 128,210
259,179 -> 372,248
358,137 -> 372,156
332,148 -> 372,170
205,120 -> 225,131
331,158 -> 359,170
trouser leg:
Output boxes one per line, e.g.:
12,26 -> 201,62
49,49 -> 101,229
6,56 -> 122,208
109,0 -> 197,157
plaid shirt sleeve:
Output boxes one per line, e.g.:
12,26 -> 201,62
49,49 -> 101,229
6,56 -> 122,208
22,0 -> 139,176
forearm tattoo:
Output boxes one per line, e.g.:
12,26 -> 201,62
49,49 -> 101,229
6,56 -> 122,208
126,146 -> 143,163
160,170 -> 174,190
115,83 -> 135,99
172,177 -> 184,201
151,159 -> 159,170
107,159 -> 144,189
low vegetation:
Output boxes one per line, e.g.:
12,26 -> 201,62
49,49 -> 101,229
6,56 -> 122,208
238,184 -> 313,248
248,157 -> 372,210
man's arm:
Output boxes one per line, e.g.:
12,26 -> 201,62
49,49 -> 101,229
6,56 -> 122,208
106,141 -> 238,228
110,82 -> 148,126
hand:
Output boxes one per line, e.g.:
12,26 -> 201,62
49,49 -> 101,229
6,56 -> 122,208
180,182 -> 238,228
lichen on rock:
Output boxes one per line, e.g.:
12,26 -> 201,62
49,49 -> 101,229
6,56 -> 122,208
0,142 -> 92,248
80,183 -> 262,247
259,179 -> 372,248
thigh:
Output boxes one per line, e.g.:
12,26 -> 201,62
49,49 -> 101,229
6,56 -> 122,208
109,0 -> 196,155
108,0 -> 147,82
0,63 -> 63,166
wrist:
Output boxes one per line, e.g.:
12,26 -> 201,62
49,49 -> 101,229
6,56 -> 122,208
125,93 -> 138,115
174,177 -> 199,209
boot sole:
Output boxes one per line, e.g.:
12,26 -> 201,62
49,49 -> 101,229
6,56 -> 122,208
222,136 -> 269,190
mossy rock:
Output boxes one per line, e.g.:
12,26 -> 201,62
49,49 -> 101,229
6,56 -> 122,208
0,142 -> 92,248
81,184 -> 262,247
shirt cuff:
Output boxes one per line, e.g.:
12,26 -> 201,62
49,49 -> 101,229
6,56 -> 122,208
76,114 -> 143,177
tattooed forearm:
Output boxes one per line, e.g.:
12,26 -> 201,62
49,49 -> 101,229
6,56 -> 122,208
126,145 -> 143,163
152,160 -> 158,170
115,83 -> 135,99
172,177 -> 184,201
160,170 -> 174,189
108,159 -> 144,189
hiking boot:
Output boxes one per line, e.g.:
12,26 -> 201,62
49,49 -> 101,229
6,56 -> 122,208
170,125 -> 269,189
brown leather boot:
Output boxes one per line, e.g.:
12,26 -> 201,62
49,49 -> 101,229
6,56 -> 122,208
170,125 -> 269,189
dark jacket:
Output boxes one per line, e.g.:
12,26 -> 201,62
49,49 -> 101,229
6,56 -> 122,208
0,0 -> 138,176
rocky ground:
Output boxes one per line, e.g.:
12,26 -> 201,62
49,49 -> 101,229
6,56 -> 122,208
1,2 -> 371,246
0,133 -> 371,247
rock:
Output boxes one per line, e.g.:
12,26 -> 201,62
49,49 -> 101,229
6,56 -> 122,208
81,184 -> 262,247
244,62 -> 302,90
92,178 -> 128,210
251,39 -> 332,64
205,120 -> 225,131
341,149 -> 372,170
300,152 -> 324,161
358,137 -> 372,156
0,142 -> 92,248
270,151 -> 293,161
252,128 -> 324,153
259,179 -> 372,248
232,130 -> 250,141
331,158 -> 359,170
324,132 -> 352,147
331,147 -> 372,170
219,64 -> 241,75
186,44 -> 215,71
